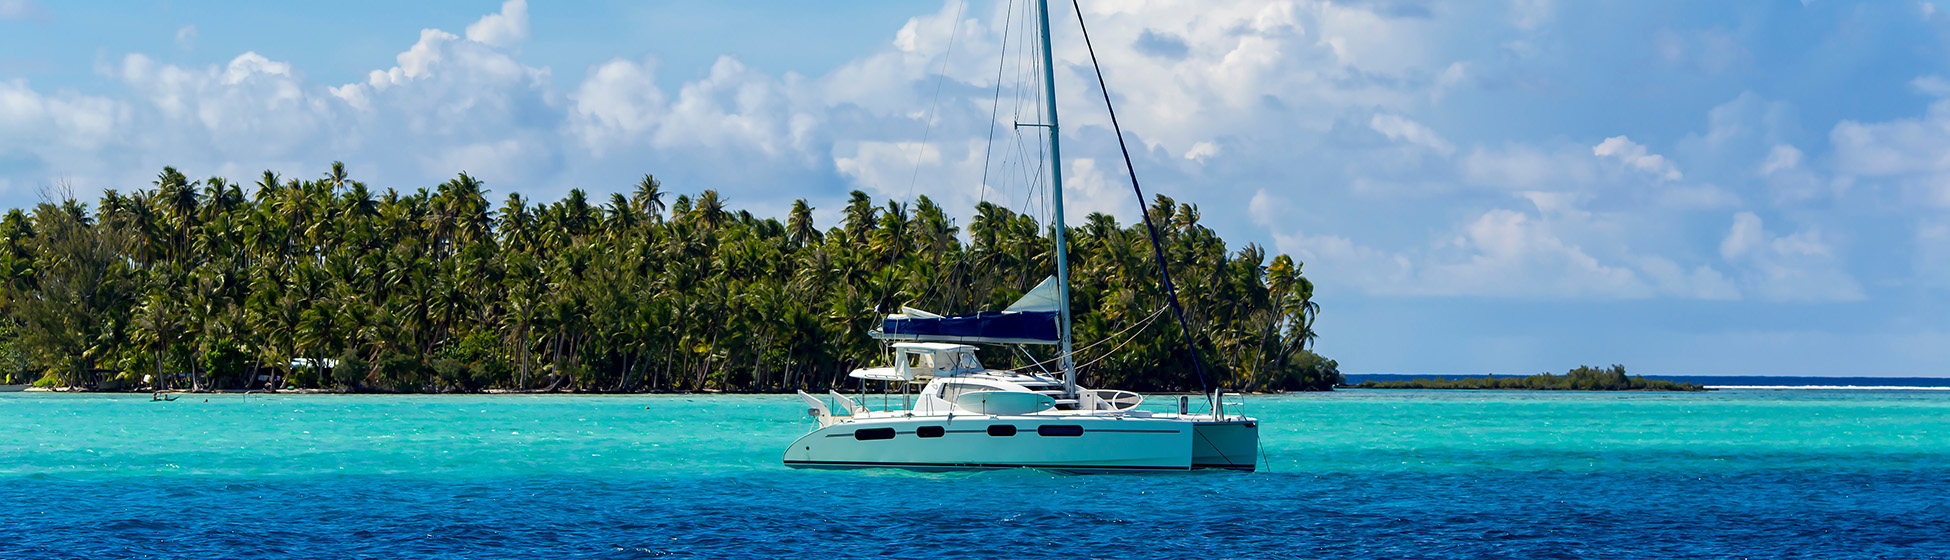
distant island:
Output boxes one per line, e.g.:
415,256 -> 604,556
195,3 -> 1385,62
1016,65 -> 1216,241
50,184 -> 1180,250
1351,365 -> 1710,392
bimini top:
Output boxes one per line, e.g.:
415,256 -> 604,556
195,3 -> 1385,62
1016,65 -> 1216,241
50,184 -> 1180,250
873,277 -> 1062,345
876,310 -> 1058,345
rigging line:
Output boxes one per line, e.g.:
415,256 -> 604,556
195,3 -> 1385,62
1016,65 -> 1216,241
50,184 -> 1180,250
1011,0 -> 1035,127
1013,345 -> 1053,374
903,0 -> 972,202
977,0 -> 1018,205
1069,0 -> 1214,405
1257,421 -> 1274,473
1070,304 -> 1170,372
1009,304 -> 1167,371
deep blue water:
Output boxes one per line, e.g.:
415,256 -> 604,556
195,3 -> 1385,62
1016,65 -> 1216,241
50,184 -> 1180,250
3,391 -> 1947,559
1347,373 -> 1950,388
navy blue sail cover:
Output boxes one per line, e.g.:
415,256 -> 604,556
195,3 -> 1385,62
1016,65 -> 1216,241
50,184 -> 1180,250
879,311 -> 1059,345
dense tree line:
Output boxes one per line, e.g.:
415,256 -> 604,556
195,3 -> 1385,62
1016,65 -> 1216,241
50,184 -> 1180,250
1354,365 -> 1706,392
0,164 -> 1336,393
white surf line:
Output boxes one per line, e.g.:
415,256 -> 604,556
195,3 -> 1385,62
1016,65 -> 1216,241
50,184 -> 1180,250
1708,385 -> 1950,391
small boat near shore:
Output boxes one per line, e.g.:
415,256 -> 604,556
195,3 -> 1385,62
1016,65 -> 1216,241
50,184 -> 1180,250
0,384 -> 28,392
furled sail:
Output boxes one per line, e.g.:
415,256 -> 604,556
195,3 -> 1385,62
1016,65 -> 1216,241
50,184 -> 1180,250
872,277 -> 1061,345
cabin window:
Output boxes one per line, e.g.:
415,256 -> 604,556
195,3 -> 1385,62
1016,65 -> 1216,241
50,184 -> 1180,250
987,425 -> 1017,437
854,428 -> 896,441
956,352 -> 982,370
1037,425 -> 1084,437
905,352 -> 935,371
916,426 -> 945,438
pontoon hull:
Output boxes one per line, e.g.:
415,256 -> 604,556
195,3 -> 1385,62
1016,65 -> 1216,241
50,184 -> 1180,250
783,415 -> 1255,473
1192,420 -> 1259,470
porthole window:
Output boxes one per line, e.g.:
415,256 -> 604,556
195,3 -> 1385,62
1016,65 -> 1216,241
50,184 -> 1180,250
854,428 -> 896,441
1037,425 -> 1084,437
987,425 -> 1017,437
917,426 -> 945,438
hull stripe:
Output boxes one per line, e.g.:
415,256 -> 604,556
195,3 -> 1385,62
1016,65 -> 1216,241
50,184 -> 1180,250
1191,463 -> 1256,470
823,428 -> 1181,437
784,459 -> 1195,471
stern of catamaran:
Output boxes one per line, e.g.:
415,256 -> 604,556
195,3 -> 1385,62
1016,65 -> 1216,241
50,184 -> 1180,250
1191,419 -> 1258,471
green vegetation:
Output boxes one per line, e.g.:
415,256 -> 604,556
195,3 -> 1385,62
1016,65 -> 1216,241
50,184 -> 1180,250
0,164 -> 1336,393
1353,365 -> 1707,392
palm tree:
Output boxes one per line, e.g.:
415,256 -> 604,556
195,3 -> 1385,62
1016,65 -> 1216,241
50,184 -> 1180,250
787,199 -> 819,248
1,164 -> 1332,394
631,174 -> 666,222
694,190 -> 728,231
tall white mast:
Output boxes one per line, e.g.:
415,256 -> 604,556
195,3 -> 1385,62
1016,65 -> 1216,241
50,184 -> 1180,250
1034,0 -> 1077,399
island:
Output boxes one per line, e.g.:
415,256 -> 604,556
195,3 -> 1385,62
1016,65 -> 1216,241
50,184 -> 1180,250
0,164 -> 1342,394
1350,365 -> 1709,392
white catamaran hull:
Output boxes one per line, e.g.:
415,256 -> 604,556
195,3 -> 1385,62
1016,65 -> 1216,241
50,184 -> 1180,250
784,415 -> 1256,472
1191,420 -> 1259,470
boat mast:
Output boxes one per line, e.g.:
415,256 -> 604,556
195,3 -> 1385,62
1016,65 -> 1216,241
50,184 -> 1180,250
1034,0 -> 1077,399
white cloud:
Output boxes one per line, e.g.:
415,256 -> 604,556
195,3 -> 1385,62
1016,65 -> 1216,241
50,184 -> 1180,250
1758,144 -> 1801,176
653,57 -> 819,160
1462,144 -> 1593,190
1915,221 -> 1950,289
0,1 -> 581,195
1633,255 -> 1741,300
175,25 -> 198,51
1184,141 -> 1220,162
834,140 -> 942,201
1832,101 -> 1950,176
1755,143 -> 1839,203
1510,0 -> 1554,30
568,57 -> 669,155
1593,136 -> 1682,181
1913,75 -> 1950,97
1419,208 -> 1651,299
1718,212 -> 1864,302
1369,113 -> 1454,156
465,0 -> 529,49
1258,189 -> 1735,300
1,0 -> 1512,220
0,0 -> 1917,315
0,0 -> 43,21
1830,97 -> 1950,207
0,78 -> 123,153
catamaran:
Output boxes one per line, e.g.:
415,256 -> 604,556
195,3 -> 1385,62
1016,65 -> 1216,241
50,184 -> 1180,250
781,0 -> 1258,473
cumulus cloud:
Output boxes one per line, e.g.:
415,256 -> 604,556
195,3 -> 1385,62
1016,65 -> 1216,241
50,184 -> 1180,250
465,0 -> 530,49
1593,136 -> 1682,181
1369,113 -> 1454,156
567,57 -> 668,154
1718,212 -> 1864,302
1257,188 -> 1735,300
0,0 -> 579,196
1830,95 -> 1950,207
0,0 -> 1927,313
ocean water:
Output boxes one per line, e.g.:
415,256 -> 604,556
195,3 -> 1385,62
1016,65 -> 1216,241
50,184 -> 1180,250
3,389 -> 1948,559
1347,373 -> 1950,388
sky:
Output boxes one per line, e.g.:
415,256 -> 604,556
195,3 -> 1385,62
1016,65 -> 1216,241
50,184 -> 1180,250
3,0 -> 1950,377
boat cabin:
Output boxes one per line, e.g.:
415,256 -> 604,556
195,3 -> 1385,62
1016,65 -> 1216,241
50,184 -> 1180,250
848,342 -> 982,383
886,342 -> 980,382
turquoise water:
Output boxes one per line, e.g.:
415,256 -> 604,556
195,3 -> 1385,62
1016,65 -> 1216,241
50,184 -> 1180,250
3,390 -> 1948,558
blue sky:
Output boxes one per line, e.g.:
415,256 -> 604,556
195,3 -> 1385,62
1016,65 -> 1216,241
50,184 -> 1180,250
4,0 -> 1950,377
